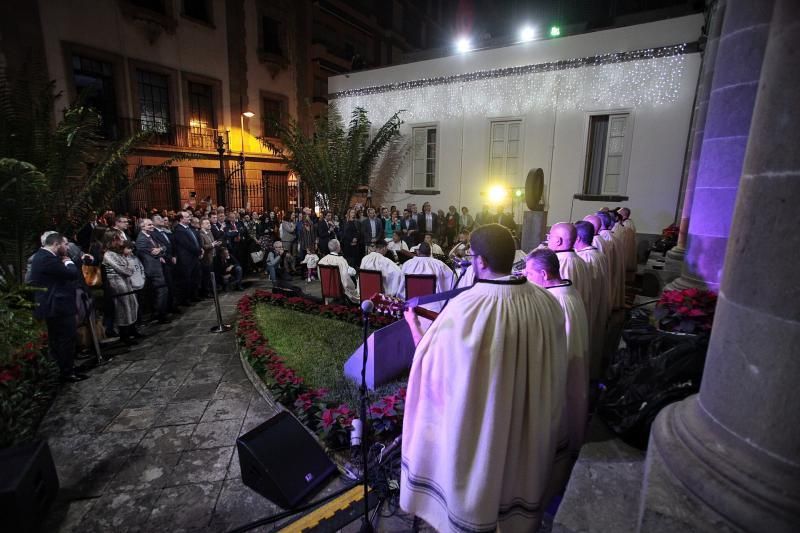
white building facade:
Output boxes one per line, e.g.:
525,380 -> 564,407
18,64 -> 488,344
329,15 -> 704,236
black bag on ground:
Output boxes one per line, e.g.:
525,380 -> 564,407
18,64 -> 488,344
597,310 -> 709,450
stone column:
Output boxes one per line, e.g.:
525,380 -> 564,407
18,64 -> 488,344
669,0 -> 771,291
664,0 -> 726,272
639,1 -> 800,530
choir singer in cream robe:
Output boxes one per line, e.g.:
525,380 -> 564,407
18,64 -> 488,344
317,239 -> 359,303
401,224 -> 567,533
358,239 -> 403,297
526,248 -> 590,456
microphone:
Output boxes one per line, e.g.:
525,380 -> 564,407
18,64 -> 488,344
361,300 -> 374,315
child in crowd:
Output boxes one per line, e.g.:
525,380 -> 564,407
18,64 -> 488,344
300,244 -> 319,283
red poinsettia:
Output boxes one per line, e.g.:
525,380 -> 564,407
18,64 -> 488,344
654,288 -> 717,334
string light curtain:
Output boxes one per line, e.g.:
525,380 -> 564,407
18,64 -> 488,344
331,44 -> 690,124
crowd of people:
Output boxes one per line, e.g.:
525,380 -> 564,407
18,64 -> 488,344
24,199 -> 521,383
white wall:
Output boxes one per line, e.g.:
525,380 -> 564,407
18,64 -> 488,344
329,15 -> 703,235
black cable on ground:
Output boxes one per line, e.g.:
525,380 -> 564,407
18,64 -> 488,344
226,481 -> 358,533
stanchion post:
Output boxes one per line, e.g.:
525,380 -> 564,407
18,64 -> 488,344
209,271 -> 232,333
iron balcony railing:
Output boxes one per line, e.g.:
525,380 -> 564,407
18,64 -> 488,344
116,117 -> 229,150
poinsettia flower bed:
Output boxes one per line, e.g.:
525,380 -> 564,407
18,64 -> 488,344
654,288 -> 718,334
237,291 -> 406,449
251,289 -> 400,329
1,332 -> 59,448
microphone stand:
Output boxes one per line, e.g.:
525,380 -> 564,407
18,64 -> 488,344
358,301 -> 374,533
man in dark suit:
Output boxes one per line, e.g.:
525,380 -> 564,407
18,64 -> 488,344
209,213 -> 225,241
136,219 -> 170,323
416,202 -> 438,245
399,208 -> 418,247
172,211 -> 202,305
152,214 -> 179,314
361,207 -> 384,253
28,232 -> 87,382
315,211 -> 336,258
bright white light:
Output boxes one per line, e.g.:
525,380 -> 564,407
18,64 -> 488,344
487,185 -> 508,205
455,37 -> 472,53
520,26 -> 536,42
242,111 -> 255,118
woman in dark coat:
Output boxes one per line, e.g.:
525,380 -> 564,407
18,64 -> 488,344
342,208 -> 363,269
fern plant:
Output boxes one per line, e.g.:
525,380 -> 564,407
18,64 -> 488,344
260,105 -> 404,218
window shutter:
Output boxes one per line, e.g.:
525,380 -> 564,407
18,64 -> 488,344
412,127 -> 427,189
602,114 -> 628,195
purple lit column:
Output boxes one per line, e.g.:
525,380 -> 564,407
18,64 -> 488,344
639,0 -> 800,530
665,0 -> 726,271
678,0 -> 771,290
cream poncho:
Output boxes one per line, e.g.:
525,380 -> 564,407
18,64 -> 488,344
401,277 -> 567,532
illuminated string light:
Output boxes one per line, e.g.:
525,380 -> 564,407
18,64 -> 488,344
331,44 -> 690,124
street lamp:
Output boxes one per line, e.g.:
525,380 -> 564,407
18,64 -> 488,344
240,111 -> 255,155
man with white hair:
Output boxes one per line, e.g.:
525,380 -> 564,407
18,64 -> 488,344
317,239 -> 359,303
359,239 -> 403,297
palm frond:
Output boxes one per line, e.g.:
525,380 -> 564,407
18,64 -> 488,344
259,104 -> 404,218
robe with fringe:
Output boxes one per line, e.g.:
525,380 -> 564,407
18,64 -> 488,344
401,277 -> 567,533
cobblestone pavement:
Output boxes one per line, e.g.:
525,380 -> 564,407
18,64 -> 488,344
39,278 -> 421,532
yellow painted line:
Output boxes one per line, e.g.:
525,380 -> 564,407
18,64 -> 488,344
278,485 -> 368,533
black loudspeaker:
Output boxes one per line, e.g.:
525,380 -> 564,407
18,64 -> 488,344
237,411 -> 337,509
526,168 -> 545,210
0,440 -> 60,533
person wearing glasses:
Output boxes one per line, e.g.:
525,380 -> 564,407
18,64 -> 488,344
400,224 -> 567,533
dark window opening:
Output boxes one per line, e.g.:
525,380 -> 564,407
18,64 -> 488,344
72,55 -> 118,139
137,70 -> 171,133
182,0 -> 211,23
261,16 -> 283,56
583,115 -> 609,195
187,81 -> 215,148
262,98 -> 285,138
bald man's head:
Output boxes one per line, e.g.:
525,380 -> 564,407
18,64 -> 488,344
583,215 -> 601,234
547,222 -> 577,251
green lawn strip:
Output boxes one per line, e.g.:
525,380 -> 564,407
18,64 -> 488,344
253,303 -> 406,407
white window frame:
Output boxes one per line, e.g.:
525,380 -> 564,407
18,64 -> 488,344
580,109 -> 634,195
410,123 -> 439,190
487,118 -> 524,185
